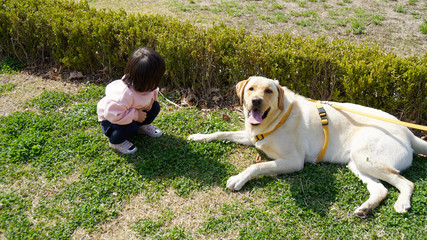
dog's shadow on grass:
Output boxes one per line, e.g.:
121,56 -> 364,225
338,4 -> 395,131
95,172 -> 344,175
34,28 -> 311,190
285,163 -> 342,216
283,155 -> 427,217
242,162 -> 342,217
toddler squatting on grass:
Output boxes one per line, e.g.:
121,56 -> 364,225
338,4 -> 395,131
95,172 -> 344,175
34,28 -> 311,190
97,47 -> 165,154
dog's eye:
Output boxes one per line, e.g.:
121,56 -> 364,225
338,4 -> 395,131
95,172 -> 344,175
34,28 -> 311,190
248,87 -> 254,91
265,89 -> 273,94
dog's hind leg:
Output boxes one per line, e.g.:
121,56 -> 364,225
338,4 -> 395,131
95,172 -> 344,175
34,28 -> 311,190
350,156 -> 414,215
348,161 -> 389,218
348,130 -> 415,215
366,165 -> 414,213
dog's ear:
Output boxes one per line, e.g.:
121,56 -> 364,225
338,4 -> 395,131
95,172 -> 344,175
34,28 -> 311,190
236,78 -> 250,105
276,82 -> 285,111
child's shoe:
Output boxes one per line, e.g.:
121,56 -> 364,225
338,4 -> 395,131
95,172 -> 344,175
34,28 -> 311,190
138,124 -> 162,137
109,140 -> 137,154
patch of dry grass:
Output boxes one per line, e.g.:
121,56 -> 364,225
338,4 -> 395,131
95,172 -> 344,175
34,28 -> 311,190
88,0 -> 426,56
71,186 -> 265,239
0,73 -> 82,116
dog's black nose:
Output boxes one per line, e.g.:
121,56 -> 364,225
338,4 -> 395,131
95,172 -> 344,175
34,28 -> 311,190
252,97 -> 263,107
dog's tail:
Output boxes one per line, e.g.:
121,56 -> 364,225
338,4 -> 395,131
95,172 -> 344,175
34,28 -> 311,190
411,134 -> 427,155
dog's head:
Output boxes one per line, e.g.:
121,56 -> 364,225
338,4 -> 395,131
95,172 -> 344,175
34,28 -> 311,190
236,76 -> 284,126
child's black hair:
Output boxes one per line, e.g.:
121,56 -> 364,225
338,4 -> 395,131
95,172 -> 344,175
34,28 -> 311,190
123,47 -> 165,92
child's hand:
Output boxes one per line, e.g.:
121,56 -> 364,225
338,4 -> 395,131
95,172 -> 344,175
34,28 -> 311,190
136,110 -> 147,122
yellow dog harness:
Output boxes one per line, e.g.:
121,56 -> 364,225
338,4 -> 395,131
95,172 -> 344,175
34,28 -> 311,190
253,101 -> 329,163
314,101 -> 329,163
253,100 -> 329,163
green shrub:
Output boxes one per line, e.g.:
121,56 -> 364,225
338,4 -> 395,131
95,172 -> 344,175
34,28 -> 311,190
0,0 -> 425,125
0,57 -> 22,74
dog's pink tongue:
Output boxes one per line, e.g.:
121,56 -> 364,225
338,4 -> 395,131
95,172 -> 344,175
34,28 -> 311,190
248,110 -> 263,125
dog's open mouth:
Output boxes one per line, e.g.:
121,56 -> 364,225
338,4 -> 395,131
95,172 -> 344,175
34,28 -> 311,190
248,108 -> 270,125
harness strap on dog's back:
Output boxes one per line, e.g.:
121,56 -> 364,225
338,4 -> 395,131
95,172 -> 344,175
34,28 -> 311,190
315,101 -> 329,163
254,103 -> 294,142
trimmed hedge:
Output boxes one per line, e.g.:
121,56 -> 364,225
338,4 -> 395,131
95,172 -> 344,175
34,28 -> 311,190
0,0 -> 426,125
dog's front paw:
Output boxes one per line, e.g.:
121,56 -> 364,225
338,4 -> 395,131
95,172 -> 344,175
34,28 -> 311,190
354,207 -> 372,219
226,175 -> 247,191
394,199 -> 411,213
187,134 -> 207,142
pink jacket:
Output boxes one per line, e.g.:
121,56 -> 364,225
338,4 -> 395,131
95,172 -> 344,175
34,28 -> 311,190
97,79 -> 158,125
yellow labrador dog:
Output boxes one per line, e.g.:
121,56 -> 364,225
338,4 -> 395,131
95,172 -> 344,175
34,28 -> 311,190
188,76 -> 427,218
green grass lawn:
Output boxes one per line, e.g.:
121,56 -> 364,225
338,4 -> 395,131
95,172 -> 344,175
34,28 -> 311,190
0,78 -> 426,239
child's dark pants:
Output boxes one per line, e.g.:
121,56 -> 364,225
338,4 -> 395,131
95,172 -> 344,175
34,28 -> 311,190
101,101 -> 160,144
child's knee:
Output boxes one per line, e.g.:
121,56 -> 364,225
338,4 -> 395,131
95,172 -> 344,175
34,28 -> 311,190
109,122 -> 139,144
151,101 -> 160,114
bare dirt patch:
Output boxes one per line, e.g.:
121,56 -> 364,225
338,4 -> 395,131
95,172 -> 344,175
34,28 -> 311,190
0,73 -> 82,116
